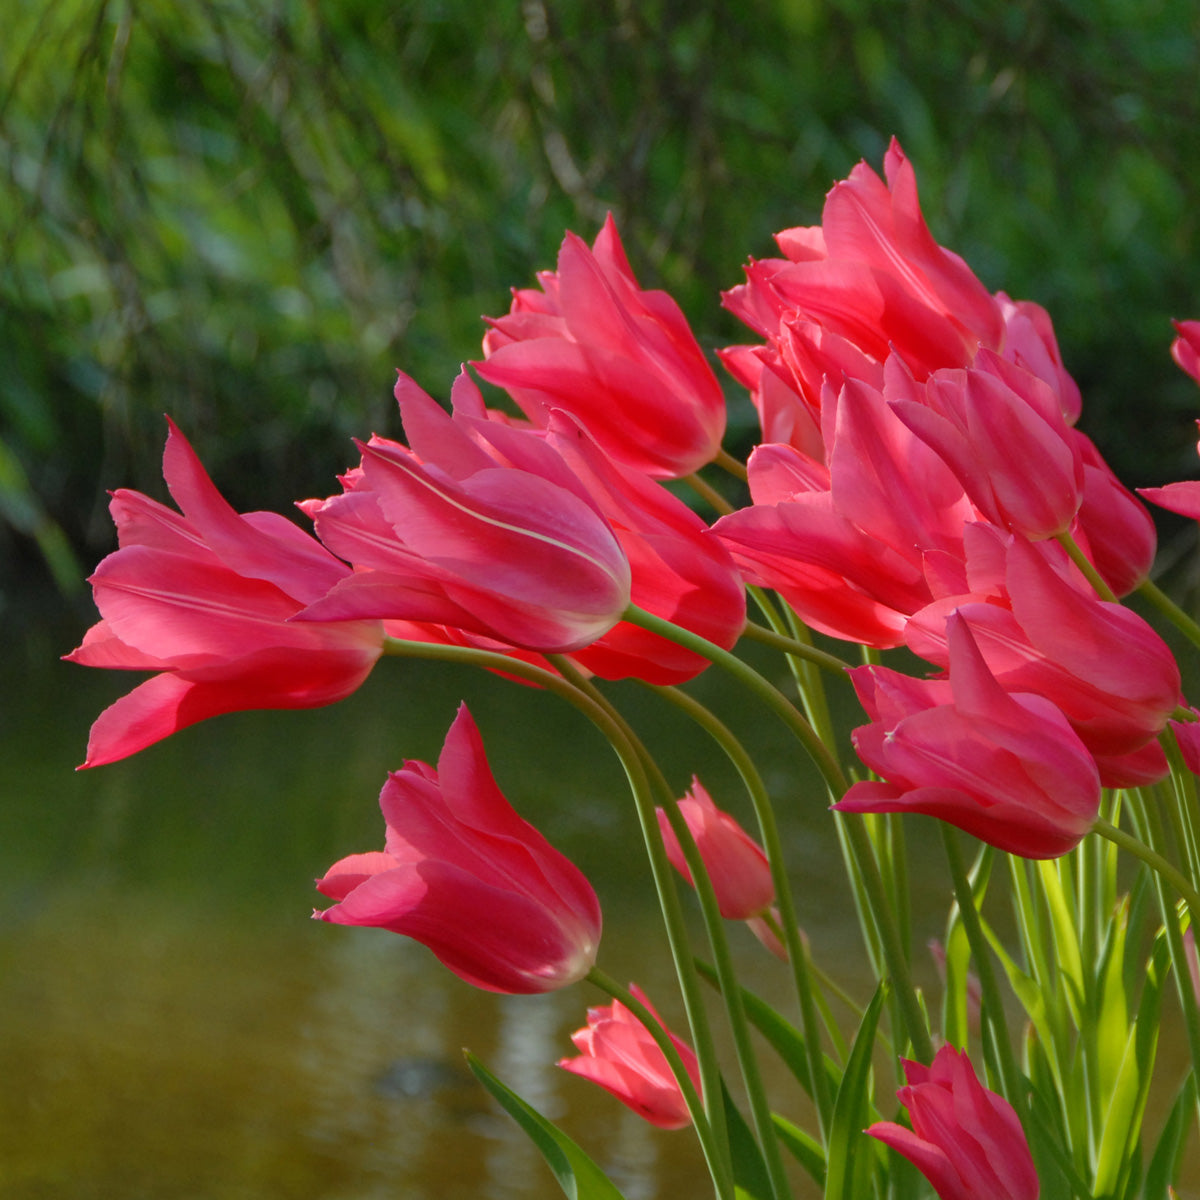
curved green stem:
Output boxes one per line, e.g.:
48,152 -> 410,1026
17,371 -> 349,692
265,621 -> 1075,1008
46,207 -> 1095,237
620,604 -> 848,797
740,620 -> 852,674
383,638 -> 735,1196
1139,576 -> 1200,653
714,447 -> 748,482
1091,817 -> 1200,918
683,471 -> 737,516
623,608 -> 933,1062
651,683 -> 836,1136
551,662 -> 791,1198
1055,529 -> 1118,602
584,967 -> 724,1171
940,827 -> 1021,1099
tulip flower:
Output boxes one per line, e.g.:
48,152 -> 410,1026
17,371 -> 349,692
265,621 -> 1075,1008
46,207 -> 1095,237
1072,432 -> 1157,596
888,351 -> 1084,540
867,1045 -> 1039,1200
656,779 -> 773,921
65,419 -> 384,768
540,411 -> 747,684
558,984 -> 700,1129
906,530 -> 1180,764
299,370 -> 632,653
722,139 -> 1004,382
314,704 -> 601,994
1171,319 -> 1200,385
657,779 -> 784,959
996,292 -> 1082,424
714,373 -> 975,647
476,214 -> 726,478
837,613 -> 1101,859
721,142 -> 1083,446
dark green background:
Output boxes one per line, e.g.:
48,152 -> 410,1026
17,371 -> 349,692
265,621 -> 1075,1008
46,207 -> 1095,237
3,0 -> 1199,594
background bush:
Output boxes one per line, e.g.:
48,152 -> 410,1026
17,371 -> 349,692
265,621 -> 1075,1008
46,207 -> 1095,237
3,0 -> 1199,592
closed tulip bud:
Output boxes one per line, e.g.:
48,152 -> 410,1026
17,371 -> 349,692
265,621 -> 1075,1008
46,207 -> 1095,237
558,984 -> 699,1129
656,779 -> 774,921
314,705 -> 601,995
868,1045 -> 1039,1200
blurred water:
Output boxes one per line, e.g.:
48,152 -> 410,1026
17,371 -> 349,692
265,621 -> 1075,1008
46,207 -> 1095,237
2,589 -> 889,1199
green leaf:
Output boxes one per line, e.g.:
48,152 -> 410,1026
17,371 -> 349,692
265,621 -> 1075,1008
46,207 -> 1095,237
695,959 -> 843,1100
771,1113 -> 826,1189
721,1081 -> 773,1200
1144,1076 -> 1194,1200
466,1052 -> 626,1200
824,981 -> 886,1200
1037,859 -> 1086,1026
1092,929 -> 1168,1199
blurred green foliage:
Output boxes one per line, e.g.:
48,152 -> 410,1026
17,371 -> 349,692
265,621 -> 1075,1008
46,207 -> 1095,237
3,0 -> 1199,586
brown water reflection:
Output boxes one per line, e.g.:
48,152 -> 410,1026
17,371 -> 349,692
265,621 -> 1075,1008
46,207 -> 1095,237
11,594 -> 1196,1197
2,596 -> 851,1197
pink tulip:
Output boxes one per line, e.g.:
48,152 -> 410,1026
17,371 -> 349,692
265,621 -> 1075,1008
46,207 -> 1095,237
836,613 -> 1101,859
722,139 -> 1003,382
65,420 -> 384,768
721,142 -> 1083,457
656,779 -> 774,921
1171,319 -> 1200,385
995,292 -> 1082,425
906,530 -> 1180,763
476,214 -> 726,478
714,373 -> 975,647
1072,432 -> 1157,596
299,370 -> 632,653
1170,712 -> 1200,777
314,704 -> 601,994
888,351 -> 1084,540
558,984 -> 700,1129
540,411 -> 747,684
867,1045 -> 1039,1200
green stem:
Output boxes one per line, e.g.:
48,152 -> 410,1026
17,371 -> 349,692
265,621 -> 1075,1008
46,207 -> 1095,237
1139,576 -> 1200,654
740,620 -> 852,674
1091,817 -> 1200,919
623,606 -> 933,1063
840,815 -> 935,1064
1055,529 -> 1118,602
651,683 -> 836,1135
585,965 -> 730,1187
940,827 -> 1021,1099
682,471 -> 737,516
383,638 -> 735,1196
1123,791 -> 1200,1131
547,661 -> 787,1197
714,447 -> 748,481
620,604 -> 848,797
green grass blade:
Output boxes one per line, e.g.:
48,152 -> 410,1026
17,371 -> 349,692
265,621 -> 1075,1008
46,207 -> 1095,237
466,1051 -> 627,1200
824,982 -> 886,1200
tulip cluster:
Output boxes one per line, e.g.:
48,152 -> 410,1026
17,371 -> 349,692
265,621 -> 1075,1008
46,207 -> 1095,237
67,138 -> 1200,1199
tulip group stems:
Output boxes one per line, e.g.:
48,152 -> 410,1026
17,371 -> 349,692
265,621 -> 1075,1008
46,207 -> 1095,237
940,827 -> 1022,1099
552,660 -> 794,1200
651,682 -> 837,1138
621,604 -> 936,1067
381,636 -> 737,1197
740,619 -> 853,674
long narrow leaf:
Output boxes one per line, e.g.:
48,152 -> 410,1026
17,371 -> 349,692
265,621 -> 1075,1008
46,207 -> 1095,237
466,1052 -> 626,1200
771,1113 -> 826,1189
824,982 -> 886,1200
